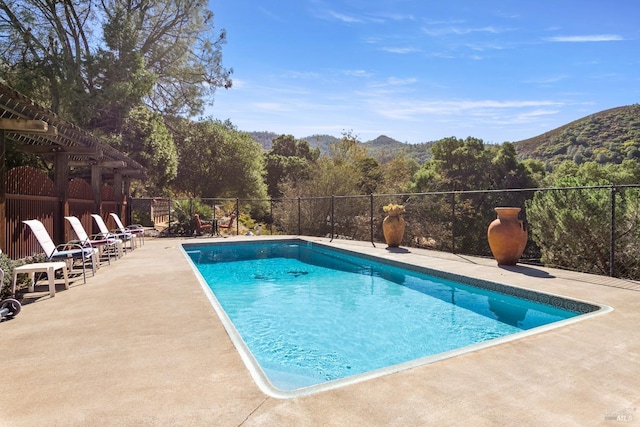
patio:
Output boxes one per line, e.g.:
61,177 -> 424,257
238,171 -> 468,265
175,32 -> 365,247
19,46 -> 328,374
1,235 -> 639,426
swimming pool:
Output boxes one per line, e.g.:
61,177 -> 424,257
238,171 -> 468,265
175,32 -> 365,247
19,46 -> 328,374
182,238 -> 608,398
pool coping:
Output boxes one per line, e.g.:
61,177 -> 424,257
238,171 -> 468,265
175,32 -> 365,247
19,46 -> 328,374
180,237 -> 613,399
4,234 -> 639,426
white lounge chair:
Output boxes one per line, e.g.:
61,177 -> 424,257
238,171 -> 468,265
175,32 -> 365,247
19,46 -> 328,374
110,213 -> 145,247
65,216 -> 123,264
23,219 -> 97,283
91,214 -> 135,252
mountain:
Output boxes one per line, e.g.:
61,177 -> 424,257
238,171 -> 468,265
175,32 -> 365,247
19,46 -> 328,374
251,105 -> 640,169
363,135 -> 434,164
301,134 -> 341,154
513,104 -> 640,167
249,132 -> 434,164
249,131 -> 281,150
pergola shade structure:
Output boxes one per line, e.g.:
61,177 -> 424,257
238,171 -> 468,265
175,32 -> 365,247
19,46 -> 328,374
0,83 -> 146,256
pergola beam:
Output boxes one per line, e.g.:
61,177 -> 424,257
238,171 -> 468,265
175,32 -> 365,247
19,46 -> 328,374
16,144 -> 100,156
68,160 -> 127,168
0,118 -> 48,132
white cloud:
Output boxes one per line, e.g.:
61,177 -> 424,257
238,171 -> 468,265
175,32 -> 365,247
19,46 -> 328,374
422,25 -> 505,37
251,102 -> 288,112
465,42 -> 508,51
385,14 -> 416,22
502,109 -> 561,124
545,34 -> 624,42
281,71 -> 321,79
366,77 -> 418,89
328,10 -> 362,23
387,77 -> 418,86
524,75 -> 569,85
343,69 -> 372,77
380,46 -> 421,54
372,99 -> 564,121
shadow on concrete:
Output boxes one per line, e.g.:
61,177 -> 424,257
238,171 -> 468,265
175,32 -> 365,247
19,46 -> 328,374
499,264 -> 555,278
384,247 -> 411,254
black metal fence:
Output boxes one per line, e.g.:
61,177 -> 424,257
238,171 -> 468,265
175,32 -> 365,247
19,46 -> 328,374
133,185 -> 640,281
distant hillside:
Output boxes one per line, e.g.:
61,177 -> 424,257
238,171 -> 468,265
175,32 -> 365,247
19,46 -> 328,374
249,131 -> 280,150
363,135 -> 434,164
301,134 -> 341,154
250,132 -> 434,164
513,105 -> 640,167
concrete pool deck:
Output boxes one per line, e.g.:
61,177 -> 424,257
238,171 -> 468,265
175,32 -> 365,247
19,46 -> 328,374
2,235 -> 639,426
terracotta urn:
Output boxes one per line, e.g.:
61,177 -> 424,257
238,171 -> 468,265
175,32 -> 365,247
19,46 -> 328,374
383,208 -> 406,248
487,207 -> 528,265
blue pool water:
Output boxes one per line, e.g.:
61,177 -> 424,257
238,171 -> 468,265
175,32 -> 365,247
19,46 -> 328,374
183,240 -> 594,395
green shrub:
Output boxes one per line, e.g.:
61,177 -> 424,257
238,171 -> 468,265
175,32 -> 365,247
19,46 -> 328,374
0,253 -> 47,299
239,212 -> 256,230
132,210 -> 154,227
169,199 -> 213,236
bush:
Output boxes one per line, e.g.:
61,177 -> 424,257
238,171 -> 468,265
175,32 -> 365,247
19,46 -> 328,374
0,252 -> 47,299
169,199 -> 213,236
132,210 -> 154,227
239,212 -> 255,230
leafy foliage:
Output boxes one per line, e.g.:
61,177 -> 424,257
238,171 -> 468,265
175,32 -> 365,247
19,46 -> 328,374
526,162 -> 640,276
0,0 -> 231,189
0,0 -> 232,124
169,199 -> 213,236
407,137 -> 536,255
265,135 -> 319,198
172,118 -> 267,201
363,135 -> 434,164
411,137 -> 535,192
514,105 -> 640,169
117,106 -> 178,194
252,132 -> 433,165
0,253 -> 47,299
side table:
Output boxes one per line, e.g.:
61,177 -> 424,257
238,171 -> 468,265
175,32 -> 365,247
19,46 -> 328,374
13,262 -> 69,298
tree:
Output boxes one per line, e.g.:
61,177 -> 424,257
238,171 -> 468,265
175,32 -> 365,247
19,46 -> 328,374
490,142 -> 536,189
0,0 -> 232,129
274,132 -> 376,238
412,137 -> 535,192
409,137 -> 537,256
172,118 -> 266,200
526,161 -> 640,277
379,154 -> 419,194
118,106 -> 178,195
411,137 -> 490,192
265,135 -> 319,198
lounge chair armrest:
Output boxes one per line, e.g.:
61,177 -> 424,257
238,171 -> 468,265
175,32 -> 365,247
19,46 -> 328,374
68,238 -> 93,248
56,241 -> 85,251
124,224 -> 144,234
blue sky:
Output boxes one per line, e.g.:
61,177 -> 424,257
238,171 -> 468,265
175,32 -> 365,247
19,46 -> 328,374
208,1 -> 639,144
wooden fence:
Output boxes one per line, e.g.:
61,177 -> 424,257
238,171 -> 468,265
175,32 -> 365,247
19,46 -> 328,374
4,166 -> 126,259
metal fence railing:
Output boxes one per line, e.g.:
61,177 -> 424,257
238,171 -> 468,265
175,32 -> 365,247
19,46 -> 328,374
133,185 -> 640,281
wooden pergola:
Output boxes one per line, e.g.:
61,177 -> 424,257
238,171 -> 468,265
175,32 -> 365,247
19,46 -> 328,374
0,82 -> 146,250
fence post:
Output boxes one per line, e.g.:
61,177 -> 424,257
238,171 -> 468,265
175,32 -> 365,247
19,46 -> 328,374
451,192 -> 456,253
330,195 -> 335,242
269,198 -> 273,235
370,193 -> 375,247
235,198 -> 240,236
297,197 -> 301,235
168,197 -> 172,236
610,186 -> 616,277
